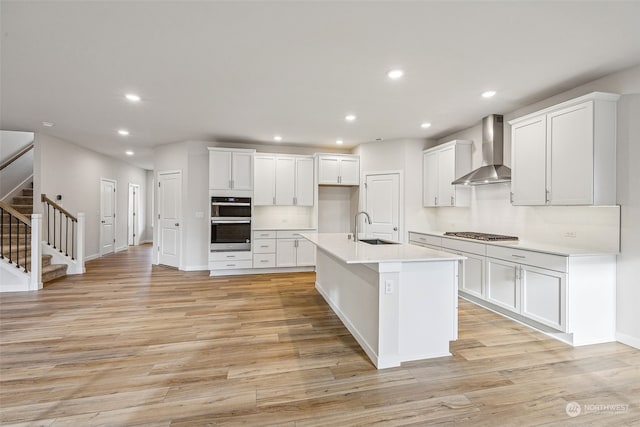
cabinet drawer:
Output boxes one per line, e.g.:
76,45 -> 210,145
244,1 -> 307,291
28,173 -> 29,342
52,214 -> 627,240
210,260 -> 253,270
276,229 -> 314,239
441,238 -> 486,256
486,245 -> 567,272
253,253 -> 276,268
408,233 -> 441,247
210,251 -> 252,261
253,239 -> 276,253
254,230 -> 276,239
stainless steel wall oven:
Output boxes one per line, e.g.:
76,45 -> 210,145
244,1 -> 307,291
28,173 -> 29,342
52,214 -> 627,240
210,196 -> 251,251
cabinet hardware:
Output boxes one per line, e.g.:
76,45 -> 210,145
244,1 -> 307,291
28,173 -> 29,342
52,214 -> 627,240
338,176 -> 341,184
260,260 -> 268,263
226,255 -> 235,258
293,196 -> 297,205
511,254 -> 526,259
510,192 -> 514,203
545,189 -> 550,203
451,196 -> 455,206
226,264 -> 236,267
175,223 -> 179,227
260,245 -> 268,248
435,196 -> 438,206
273,196 -> 276,205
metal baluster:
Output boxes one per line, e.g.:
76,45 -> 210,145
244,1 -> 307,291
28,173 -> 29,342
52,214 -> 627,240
1,207 -> 4,260
16,221 -> 21,269
24,223 -> 29,272
59,210 -> 63,253
52,207 -> 56,249
46,202 -> 50,245
8,215 -> 13,264
65,216 -> 69,256
71,220 -> 75,260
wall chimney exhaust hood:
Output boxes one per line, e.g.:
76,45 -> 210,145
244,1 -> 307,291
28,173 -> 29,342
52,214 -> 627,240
452,114 -> 511,185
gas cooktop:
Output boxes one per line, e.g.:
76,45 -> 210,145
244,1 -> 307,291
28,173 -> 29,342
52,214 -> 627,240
444,231 -> 519,241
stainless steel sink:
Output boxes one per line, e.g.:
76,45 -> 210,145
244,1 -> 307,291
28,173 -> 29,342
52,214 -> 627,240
359,238 -> 398,245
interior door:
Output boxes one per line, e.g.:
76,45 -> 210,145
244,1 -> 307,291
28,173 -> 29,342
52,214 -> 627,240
128,183 -> 140,246
100,178 -> 116,256
158,171 -> 182,268
364,173 -> 400,241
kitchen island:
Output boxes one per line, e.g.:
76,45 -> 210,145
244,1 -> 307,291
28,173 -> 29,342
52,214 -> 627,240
301,233 -> 465,369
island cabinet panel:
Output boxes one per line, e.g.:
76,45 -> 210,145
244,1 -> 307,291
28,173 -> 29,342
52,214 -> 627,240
509,92 -> 619,206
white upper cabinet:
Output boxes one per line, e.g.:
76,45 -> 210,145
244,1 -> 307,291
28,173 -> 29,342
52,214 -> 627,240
317,154 -> 360,186
509,92 -> 619,206
422,140 -> 472,207
209,148 -> 255,192
253,155 -> 276,205
254,154 -> 314,206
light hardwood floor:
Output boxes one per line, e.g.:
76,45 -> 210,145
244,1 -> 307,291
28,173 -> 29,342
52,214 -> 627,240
1,244 -> 638,426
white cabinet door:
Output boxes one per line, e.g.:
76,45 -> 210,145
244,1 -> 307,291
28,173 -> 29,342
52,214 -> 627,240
486,258 -> 520,313
547,101 -> 594,205
253,155 -> 275,205
209,150 -> 232,190
295,157 -> 314,206
275,156 -> 295,205
276,239 -> 297,267
423,151 -> 438,207
460,253 -> 484,298
296,240 -> 316,266
521,265 -> 566,331
318,156 -> 340,184
511,114 -> 547,206
231,152 -> 253,191
437,146 -> 455,207
339,158 -> 360,185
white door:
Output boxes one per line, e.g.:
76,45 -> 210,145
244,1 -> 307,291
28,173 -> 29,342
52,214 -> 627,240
231,152 -> 253,190
100,178 -> 116,256
158,171 -> 182,268
295,157 -> 314,206
275,156 -> 295,205
127,183 -> 140,246
423,151 -> 438,207
253,155 -> 276,205
511,114 -> 547,205
364,173 -> 400,241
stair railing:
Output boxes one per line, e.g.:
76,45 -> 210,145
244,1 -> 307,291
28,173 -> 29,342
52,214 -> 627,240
41,194 -> 79,259
0,142 -> 34,172
0,201 -> 31,272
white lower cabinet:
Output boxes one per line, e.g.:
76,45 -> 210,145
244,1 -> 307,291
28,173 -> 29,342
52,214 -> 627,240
459,253 -> 485,299
521,265 -> 566,331
209,251 -> 253,271
276,233 -> 316,267
485,258 -> 521,313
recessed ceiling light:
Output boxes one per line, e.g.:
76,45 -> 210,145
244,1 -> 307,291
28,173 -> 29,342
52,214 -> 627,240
118,129 -> 130,136
273,135 -> 282,141
336,139 -> 344,145
482,90 -> 497,98
125,150 -> 134,156
345,114 -> 356,122
387,69 -> 404,80
41,121 -> 54,127
125,93 -> 141,102
420,122 -> 432,129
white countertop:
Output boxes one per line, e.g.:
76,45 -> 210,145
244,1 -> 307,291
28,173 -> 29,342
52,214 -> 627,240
301,233 -> 465,264
409,230 -> 618,256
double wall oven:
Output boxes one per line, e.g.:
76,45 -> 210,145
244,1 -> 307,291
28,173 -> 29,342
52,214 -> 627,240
210,196 -> 251,251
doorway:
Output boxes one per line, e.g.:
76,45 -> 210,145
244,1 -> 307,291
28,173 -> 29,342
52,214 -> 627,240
157,171 -> 182,268
364,172 -> 401,241
128,183 -> 140,246
100,178 -> 116,256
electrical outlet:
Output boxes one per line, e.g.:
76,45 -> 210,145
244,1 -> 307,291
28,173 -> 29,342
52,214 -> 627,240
564,231 -> 577,238
385,280 -> 393,295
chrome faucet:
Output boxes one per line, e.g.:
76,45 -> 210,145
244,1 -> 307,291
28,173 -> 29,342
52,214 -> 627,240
354,211 -> 372,242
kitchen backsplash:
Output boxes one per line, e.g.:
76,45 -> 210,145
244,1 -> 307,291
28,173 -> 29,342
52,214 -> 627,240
427,183 -> 620,252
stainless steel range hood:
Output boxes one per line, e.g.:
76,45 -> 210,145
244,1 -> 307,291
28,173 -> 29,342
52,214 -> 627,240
452,114 -> 511,185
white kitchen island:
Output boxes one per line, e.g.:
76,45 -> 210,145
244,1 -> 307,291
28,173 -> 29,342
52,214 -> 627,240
302,233 -> 465,369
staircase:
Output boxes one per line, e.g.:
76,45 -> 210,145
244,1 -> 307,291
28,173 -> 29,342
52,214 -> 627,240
3,185 -> 67,284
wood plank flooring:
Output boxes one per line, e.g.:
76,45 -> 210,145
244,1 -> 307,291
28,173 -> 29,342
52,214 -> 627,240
1,244 -> 638,426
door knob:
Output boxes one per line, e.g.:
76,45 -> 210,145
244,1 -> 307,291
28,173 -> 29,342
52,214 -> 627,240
175,223 -> 180,226
101,220 -> 105,224
393,227 -> 398,231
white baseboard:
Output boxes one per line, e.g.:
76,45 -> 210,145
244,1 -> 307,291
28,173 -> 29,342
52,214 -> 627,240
616,332 -> 640,349
140,240 -> 153,244
115,245 -> 128,253
84,253 -> 100,262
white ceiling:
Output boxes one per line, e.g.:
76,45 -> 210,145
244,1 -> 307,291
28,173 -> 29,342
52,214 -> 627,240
2,1 -> 640,170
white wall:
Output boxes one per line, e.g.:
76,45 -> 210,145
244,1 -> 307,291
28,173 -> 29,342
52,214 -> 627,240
1,130 -> 34,200
33,133 -> 148,260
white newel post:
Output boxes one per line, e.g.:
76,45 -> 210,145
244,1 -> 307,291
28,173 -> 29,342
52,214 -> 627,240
77,213 -> 85,273
30,213 -> 42,290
